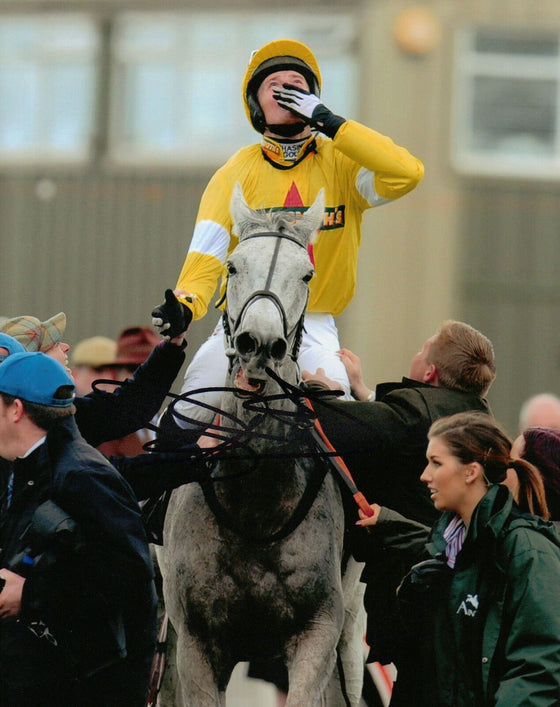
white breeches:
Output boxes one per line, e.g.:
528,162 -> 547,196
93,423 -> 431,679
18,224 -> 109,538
172,312 -> 351,429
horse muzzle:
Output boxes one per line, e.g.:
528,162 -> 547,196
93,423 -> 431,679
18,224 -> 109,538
232,335 -> 288,396
234,298 -> 289,362
234,331 -> 288,363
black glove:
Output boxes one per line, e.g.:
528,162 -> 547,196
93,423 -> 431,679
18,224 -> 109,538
151,289 -> 193,340
397,557 -> 450,602
273,84 -> 346,138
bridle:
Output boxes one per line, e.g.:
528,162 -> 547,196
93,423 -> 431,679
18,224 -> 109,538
201,229 -> 375,541
221,230 -> 310,370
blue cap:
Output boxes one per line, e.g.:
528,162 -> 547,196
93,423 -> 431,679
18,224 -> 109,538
0,333 -> 26,362
0,352 -> 75,407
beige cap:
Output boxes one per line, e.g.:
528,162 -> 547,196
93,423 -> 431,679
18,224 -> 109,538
72,336 -> 117,368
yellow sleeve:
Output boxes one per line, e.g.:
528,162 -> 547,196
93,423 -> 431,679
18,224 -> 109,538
333,120 -> 424,200
174,169 -> 235,320
175,249 -> 225,320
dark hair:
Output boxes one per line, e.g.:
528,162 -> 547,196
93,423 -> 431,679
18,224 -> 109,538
511,457 -> 551,519
522,427 -> 560,520
0,392 -> 75,431
429,412 -> 550,519
427,320 -> 496,397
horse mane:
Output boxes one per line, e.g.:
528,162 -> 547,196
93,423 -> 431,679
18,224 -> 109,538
231,182 -> 324,246
233,209 -> 309,238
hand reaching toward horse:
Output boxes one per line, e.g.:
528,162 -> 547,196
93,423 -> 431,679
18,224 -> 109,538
338,348 -> 374,401
355,504 -> 382,529
152,289 -> 193,340
301,367 -> 343,392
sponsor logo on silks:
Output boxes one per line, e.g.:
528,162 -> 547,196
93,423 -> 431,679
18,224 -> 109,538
262,140 -> 281,157
322,205 -> 345,230
271,205 -> 346,231
456,593 -> 479,617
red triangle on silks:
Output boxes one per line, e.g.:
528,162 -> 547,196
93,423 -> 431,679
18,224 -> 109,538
283,182 -> 316,266
283,181 -> 304,208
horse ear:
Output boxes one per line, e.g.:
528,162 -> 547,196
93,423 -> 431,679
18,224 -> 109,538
298,188 -> 325,243
230,182 -> 252,237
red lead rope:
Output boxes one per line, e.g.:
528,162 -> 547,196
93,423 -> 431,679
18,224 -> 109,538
304,397 -> 374,517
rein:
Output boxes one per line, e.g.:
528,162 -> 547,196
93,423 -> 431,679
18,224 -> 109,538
189,374 -> 373,542
303,398 -> 374,518
200,453 -> 329,545
265,368 -> 374,518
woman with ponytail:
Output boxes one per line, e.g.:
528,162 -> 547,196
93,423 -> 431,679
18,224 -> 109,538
378,411 -> 560,706
508,426 -> 560,523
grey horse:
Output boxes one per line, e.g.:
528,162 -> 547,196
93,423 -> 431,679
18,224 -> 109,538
157,184 -> 365,706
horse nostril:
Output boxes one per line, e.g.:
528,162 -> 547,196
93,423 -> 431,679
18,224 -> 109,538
270,338 -> 287,361
235,333 -> 257,357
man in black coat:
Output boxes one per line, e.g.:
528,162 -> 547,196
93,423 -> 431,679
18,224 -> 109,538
303,320 -> 496,664
0,312 -> 186,449
0,313 -> 204,504
0,352 -> 157,706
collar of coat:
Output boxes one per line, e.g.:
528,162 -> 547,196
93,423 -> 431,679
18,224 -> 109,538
426,484 -> 560,565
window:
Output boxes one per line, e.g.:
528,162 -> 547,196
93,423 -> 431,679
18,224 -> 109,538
0,10 -> 357,168
0,15 -> 98,164
452,27 -> 560,179
109,12 -> 358,166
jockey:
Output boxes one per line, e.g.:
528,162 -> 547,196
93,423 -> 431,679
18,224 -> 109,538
152,38 -> 424,432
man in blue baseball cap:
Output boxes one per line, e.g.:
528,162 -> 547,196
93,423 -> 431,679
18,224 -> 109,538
0,333 -> 25,363
0,312 -> 187,450
0,319 -> 205,512
0,352 -> 157,706
0,351 -> 75,407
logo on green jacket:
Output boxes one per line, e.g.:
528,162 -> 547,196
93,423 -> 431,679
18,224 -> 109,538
457,593 -> 479,617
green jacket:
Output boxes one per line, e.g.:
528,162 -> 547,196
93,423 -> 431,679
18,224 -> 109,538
395,485 -> 560,706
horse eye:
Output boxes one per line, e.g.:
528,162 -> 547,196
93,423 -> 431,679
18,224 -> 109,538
302,270 -> 314,283
227,262 -> 237,275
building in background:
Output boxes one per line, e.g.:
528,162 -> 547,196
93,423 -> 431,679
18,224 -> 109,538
1,0 -> 559,433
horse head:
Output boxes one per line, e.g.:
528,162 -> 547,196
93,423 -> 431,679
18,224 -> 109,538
225,182 -> 324,395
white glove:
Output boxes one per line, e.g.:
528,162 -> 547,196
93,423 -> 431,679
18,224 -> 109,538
273,84 -> 323,122
272,84 -> 345,138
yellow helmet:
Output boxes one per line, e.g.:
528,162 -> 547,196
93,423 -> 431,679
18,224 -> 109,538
242,39 -> 322,133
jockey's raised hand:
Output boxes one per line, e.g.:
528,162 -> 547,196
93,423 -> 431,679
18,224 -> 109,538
272,83 -> 345,138
151,289 -> 192,340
